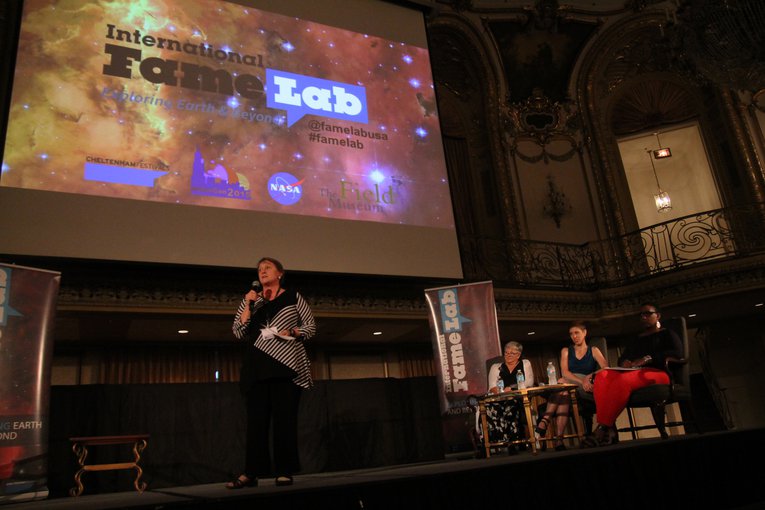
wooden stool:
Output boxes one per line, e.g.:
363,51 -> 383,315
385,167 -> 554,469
68,434 -> 149,496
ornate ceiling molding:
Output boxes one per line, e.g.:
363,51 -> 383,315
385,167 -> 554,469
54,253 -> 765,328
609,78 -> 696,135
503,88 -> 580,144
671,0 -> 765,92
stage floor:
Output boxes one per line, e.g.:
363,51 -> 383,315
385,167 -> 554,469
8,429 -> 765,510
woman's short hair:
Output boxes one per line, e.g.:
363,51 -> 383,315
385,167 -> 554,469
258,257 -> 284,272
568,320 -> 587,331
257,257 -> 286,283
504,341 -> 523,353
640,302 -> 661,313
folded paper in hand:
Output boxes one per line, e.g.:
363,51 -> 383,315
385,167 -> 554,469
260,326 -> 295,341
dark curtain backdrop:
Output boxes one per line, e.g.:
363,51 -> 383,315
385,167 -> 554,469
84,346 -> 435,384
47,378 -> 445,497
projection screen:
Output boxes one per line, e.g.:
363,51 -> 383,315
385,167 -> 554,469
0,0 -> 462,279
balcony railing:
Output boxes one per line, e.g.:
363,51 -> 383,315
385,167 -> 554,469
463,202 -> 765,290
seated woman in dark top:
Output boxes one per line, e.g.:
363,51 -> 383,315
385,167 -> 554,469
536,321 -> 608,450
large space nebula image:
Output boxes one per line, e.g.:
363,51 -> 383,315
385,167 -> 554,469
2,0 -> 455,229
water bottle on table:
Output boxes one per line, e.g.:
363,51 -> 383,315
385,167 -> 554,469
496,377 -> 504,393
546,361 -> 557,386
515,370 -> 525,390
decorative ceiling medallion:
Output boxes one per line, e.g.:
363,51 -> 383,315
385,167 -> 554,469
504,87 -> 578,142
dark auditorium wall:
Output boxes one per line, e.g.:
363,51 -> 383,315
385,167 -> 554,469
46,377 -> 444,497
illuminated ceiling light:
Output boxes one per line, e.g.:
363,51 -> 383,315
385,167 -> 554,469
646,140 -> 672,213
652,132 -> 671,159
372,331 -> 382,336
527,331 -> 535,336
178,329 -> 189,334
687,313 -> 697,318
654,190 -> 672,213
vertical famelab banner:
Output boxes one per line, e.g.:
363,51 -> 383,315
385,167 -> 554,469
0,264 -> 60,504
424,281 -> 501,452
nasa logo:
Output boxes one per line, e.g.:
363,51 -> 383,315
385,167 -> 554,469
268,172 -> 304,206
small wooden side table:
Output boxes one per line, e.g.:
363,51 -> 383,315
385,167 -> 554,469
68,434 -> 149,496
478,384 -> 584,457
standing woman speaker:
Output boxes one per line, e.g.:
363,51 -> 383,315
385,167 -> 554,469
227,257 -> 317,488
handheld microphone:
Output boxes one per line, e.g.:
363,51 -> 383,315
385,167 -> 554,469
249,280 -> 262,312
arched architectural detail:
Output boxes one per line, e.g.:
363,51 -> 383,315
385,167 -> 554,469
579,11 -> 759,228
573,9 -> 761,232
427,14 -> 522,280
603,72 -> 752,210
577,12 -> 683,238
609,79 -> 696,136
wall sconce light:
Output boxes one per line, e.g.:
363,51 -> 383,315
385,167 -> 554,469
647,144 -> 672,213
542,175 -> 572,228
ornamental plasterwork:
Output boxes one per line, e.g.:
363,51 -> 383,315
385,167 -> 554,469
750,89 -> 765,113
55,277 -> 431,318
503,87 -> 579,142
598,14 -> 698,99
502,88 -> 581,171
493,253 -> 765,322
54,252 -> 765,326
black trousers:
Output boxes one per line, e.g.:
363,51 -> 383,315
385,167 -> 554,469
244,378 -> 302,477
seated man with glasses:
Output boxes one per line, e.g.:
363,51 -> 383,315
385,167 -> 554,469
581,302 -> 683,447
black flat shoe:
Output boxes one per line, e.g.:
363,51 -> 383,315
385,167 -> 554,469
275,475 -> 293,486
535,415 -> 551,437
554,439 -> 567,451
226,474 -> 257,489
580,425 -> 617,448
